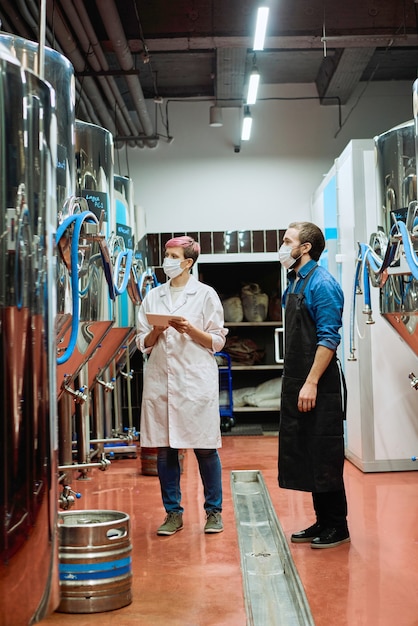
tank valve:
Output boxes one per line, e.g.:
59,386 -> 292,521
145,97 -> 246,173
63,385 -> 88,404
408,372 -> 418,390
120,369 -> 134,380
96,377 -> 115,392
59,485 -> 82,510
99,452 -> 111,470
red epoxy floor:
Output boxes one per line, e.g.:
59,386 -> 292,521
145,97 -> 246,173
40,436 -> 418,626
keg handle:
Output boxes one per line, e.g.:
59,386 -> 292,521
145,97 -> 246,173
107,527 -> 128,540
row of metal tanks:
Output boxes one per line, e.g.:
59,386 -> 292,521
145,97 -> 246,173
0,34 -> 151,624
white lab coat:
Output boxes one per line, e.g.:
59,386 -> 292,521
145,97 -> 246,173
136,274 -> 228,449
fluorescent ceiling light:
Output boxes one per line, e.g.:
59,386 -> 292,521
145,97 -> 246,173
253,7 -> 269,51
246,70 -> 260,105
241,107 -> 252,141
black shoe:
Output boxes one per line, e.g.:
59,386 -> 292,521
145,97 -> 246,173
311,527 -> 350,549
291,522 -> 323,543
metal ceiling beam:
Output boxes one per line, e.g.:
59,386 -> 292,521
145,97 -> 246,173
130,33 -> 418,53
316,47 -> 376,105
215,48 -> 247,108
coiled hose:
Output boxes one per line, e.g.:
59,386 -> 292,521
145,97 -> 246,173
56,211 -> 100,365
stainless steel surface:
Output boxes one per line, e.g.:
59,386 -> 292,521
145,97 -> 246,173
58,509 -> 132,614
0,44 -> 59,624
0,33 -> 76,209
231,470 -> 314,626
374,120 -> 418,356
56,119 -> 115,399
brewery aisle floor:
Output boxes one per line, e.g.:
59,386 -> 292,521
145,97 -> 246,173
40,436 -> 418,626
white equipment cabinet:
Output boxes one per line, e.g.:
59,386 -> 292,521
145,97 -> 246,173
312,140 -> 418,472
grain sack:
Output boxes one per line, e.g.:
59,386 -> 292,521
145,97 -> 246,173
222,296 -> 244,322
241,283 -> 269,322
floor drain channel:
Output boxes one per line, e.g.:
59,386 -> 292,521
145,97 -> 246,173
231,470 -> 315,626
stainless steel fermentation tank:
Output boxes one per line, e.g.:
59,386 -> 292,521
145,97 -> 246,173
0,41 -> 59,624
56,120 -> 115,478
0,31 -> 141,624
374,119 -> 418,355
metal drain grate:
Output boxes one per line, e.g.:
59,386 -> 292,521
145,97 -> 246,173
231,470 -> 315,626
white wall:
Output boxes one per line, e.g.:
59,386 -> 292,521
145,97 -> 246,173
123,81 -> 414,234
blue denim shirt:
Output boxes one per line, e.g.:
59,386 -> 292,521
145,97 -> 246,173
282,259 -> 343,351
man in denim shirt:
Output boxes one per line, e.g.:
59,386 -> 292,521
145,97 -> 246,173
278,221 -> 349,549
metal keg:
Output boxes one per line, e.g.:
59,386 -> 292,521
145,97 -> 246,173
58,510 -> 132,613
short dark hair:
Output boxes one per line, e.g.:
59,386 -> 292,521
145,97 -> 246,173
288,221 -> 325,261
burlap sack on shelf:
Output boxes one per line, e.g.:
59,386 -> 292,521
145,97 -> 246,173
224,336 -> 265,365
241,283 -> 269,322
222,296 -> 244,322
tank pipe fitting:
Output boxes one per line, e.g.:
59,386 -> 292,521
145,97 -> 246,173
96,377 -> 115,392
58,454 -> 111,472
89,436 -> 132,444
408,372 -> 418,390
138,268 -> 160,301
59,485 -> 82,510
63,384 -> 88,404
397,221 -> 418,280
119,369 -> 134,380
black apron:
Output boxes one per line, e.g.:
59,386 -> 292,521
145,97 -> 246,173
278,267 -> 345,493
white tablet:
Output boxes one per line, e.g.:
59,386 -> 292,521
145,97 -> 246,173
146,313 -> 183,326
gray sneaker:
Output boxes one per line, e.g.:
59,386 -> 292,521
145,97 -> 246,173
157,512 -> 183,535
204,511 -> 223,534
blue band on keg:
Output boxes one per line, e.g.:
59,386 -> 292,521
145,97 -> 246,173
59,556 -> 132,580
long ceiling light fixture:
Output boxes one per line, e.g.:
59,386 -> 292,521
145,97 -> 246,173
246,66 -> 260,105
241,106 -> 252,141
253,6 -> 269,51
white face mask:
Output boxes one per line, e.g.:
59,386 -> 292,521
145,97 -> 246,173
163,257 -> 185,279
278,244 -> 305,270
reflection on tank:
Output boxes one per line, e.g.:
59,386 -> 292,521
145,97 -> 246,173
0,38 -> 60,625
353,113 -> 418,362
0,31 -> 153,625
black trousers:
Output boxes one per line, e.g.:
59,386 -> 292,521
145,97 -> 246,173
312,487 -> 348,532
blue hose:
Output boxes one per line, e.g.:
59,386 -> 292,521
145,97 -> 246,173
349,254 -> 362,357
359,244 -> 372,310
113,249 -> 133,295
397,221 -> 418,280
56,211 -> 99,365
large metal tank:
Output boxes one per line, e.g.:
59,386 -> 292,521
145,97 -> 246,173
374,120 -> 418,355
0,32 -> 75,211
56,121 -> 116,475
55,120 -> 115,402
114,174 -> 136,328
0,42 -> 59,624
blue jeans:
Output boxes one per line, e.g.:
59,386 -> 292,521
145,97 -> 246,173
157,447 -> 222,514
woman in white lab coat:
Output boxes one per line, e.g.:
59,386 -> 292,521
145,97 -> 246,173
136,236 -> 228,536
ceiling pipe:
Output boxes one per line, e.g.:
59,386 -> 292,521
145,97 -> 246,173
0,0 -> 34,39
65,0 -> 141,147
14,0 -> 111,135
44,0 -> 118,136
96,0 -> 158,149
73,0 -> 143,147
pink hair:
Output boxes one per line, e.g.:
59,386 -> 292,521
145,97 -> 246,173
165,236 -> 200,255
